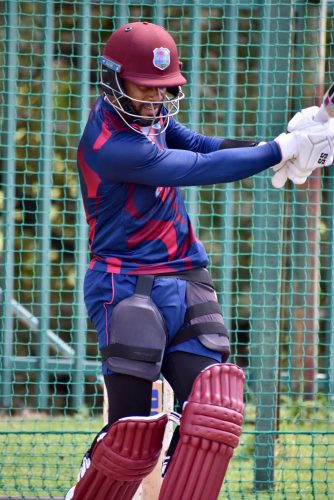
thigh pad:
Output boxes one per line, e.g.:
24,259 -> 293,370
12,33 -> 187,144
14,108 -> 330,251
170,280 -> 230,361
100,275 -> 167,381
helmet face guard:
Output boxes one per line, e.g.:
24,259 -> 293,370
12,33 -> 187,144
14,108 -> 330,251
98,22 -> 187,135
98,56 -> 184,134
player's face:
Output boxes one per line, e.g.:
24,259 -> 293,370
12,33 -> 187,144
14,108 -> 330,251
123,81 -> 167,118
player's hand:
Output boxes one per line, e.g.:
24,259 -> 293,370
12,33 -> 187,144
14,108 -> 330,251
287,106 -> 320,132
288,106 -> 334,135
275,122 -> 334,165
272,121 -> 334,188
271,160 -> 314,188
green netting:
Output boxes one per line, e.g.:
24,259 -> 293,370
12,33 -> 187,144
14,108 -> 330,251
1,0 -> 334,498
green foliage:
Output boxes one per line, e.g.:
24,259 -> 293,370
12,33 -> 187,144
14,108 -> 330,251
279,394 -> 334,426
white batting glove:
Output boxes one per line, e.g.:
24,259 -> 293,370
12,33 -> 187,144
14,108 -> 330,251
271,106 -> 326,180
272,160 -> 314,188
276,122 -> 334,165
271,122 -> 334,188
287,106 -> 321,132
287,105 -> 334,136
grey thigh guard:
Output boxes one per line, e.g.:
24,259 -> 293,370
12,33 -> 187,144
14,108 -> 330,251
100,275 -> 167,381
169,280 -> 230,362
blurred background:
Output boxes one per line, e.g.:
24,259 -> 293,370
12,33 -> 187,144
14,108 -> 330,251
0,1 -> 334,498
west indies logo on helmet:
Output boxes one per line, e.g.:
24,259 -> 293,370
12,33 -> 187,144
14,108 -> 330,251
98,22 -> 186,135
153,47 -> 170,70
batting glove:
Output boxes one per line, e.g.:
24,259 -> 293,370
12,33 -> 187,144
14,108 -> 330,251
287,106 -> 321,132
272,160 -> 314,188
271,121 -> 334,188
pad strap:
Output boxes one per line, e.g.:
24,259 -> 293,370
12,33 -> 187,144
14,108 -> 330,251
169,322 -> 229,347
185,300 -> 222,321
135,274 -> 155,295
101,343 -> 162,363
169,299 -> 228,347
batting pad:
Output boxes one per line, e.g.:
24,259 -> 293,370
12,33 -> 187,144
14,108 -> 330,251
69,412 -> 167,500
158,363 -> 245,500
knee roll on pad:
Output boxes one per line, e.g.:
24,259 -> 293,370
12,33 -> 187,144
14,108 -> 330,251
158,363 -> 245,500
68,412 -> 168,500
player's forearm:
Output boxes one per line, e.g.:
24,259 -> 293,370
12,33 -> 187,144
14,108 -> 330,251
170,141 -> 281,186
103,140 -> 281,187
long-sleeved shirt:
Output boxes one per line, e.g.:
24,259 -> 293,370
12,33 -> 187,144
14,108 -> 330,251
77,95 -> 281,274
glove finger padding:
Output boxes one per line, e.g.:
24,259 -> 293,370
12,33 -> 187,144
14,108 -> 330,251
286,159 -> 313,182
272,159 -> 314,188
272,160 -> 287,172
286,160 -> 312,185
271,163 -> 288,188
287,106 -> 320,132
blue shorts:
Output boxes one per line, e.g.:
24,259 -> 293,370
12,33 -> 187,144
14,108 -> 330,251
84,269 -> 222,375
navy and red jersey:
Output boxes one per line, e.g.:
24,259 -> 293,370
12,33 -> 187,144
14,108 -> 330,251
77,95 -> 281,274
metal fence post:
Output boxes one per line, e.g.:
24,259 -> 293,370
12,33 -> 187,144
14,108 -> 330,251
219,2 -> 239,335
71,0 -> 92,411
0,0 -> 18,408
185,0 -> 201,229
36,0 -> 55,409
249,1 -> 292,491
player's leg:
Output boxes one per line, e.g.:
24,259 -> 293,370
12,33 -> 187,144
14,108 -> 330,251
162,350 -> 218,407
158,271 -> 233,482
160,354 -> 245,500
104,372 -> 152,424
66,372 -> 165,500
66,271 -> 168,500
160,351 -> 218,473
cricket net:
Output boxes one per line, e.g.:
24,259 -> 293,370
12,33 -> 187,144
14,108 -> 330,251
1,1 -> 334,498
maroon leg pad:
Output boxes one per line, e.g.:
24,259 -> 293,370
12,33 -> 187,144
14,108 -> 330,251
71,412 -> 168,500
158,363 -> 245,500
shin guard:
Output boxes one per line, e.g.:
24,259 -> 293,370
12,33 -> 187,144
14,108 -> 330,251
69,413 -> 167,500
158,364 -> 245,500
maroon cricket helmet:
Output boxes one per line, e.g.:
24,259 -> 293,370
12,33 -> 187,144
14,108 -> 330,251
101,21 -> 187,88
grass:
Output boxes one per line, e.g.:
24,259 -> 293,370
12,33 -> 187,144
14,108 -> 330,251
222,430 -> 334,499
0,414 -> 102,498
0,406 -> 333,499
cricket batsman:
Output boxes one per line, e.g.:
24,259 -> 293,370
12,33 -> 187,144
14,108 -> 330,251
66,21 -> 334,500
